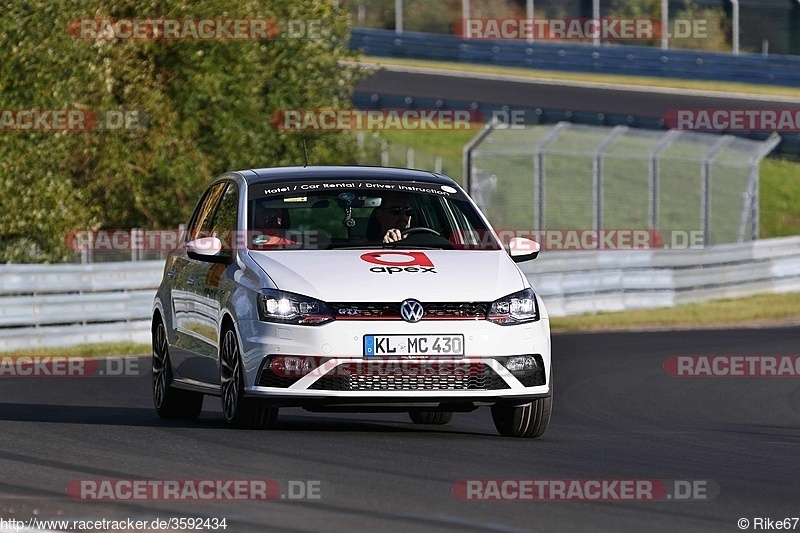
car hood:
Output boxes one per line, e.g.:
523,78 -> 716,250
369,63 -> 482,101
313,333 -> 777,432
248,249 -> 527,302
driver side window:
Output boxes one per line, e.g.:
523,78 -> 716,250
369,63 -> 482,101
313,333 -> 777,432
186,183 -> 226,242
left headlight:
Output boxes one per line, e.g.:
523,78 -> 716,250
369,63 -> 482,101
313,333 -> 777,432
257,289 -> 333,325
487,288 -> 540,325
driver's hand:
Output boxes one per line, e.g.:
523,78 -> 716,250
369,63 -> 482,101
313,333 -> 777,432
383,229 -> 403,243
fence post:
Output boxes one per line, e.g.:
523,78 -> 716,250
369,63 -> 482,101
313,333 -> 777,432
395,0 -> 403,34
381,140 -> 389,166
526,0 -> 535,44
406,147 -> 415,168
434,155 -> 442,174
593,126 -> 628,231
649,129 -> 680,232
738,166 -> 758,242
702,136 -> 735,246
746,133 -> 780,240
463,119 -> 498,193
533,122 -> 570,231
730,0 -> 740,55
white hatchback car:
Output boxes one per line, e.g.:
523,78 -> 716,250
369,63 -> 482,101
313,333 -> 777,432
152,166 -> 552,437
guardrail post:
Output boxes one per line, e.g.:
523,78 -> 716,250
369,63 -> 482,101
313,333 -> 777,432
131,228 -> 139,262
381,140 -> 389,167
406,147 -> 415,169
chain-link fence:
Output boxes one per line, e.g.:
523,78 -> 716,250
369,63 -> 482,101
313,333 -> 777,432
356,131 -> 461,178
466,122 -> 780,246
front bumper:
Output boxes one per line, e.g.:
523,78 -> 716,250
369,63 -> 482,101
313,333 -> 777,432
235,316 -> 551,407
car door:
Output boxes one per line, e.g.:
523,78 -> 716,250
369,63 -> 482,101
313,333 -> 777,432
182,181 -> 240,385
169,182 -> 227,379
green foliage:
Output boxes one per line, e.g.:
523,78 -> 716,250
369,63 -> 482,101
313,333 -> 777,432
348,0 -> 519,34
609,0 -> 730,51
760,157 -> 800,238
0,0 -> 361,262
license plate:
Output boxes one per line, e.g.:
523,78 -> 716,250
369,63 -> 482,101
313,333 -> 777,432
364,335 -> 465,356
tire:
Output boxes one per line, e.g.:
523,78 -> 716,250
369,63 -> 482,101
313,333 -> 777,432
491,369 -> 553,438
152,319 -> 203,420
219,327 -> 278,429
408,411 -> 454,425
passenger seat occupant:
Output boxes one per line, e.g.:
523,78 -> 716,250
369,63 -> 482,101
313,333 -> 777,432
253,207 -> 295,246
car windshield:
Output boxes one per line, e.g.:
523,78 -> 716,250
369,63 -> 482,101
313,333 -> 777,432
246,179 -> 501,251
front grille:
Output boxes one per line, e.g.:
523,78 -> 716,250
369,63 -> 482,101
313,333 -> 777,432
309,362 -> 509,391
329,302 -> 489,320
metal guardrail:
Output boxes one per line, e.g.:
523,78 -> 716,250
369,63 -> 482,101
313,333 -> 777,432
350,28 -> 800,87
0,261 -> 164,351
1,239 -> 799,350
520,236 -> 800,316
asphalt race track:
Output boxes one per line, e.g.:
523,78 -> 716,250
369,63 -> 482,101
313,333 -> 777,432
1,327 -> 799,532
355,66 -> 800,116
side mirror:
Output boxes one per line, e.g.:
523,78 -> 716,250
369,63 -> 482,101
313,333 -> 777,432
506,237 -> 540,263
186,237 -> 231,264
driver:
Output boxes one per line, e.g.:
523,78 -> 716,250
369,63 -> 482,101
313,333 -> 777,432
374,192 -> 413,243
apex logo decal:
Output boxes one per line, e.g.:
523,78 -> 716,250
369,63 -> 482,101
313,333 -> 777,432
360,252 -> 437,274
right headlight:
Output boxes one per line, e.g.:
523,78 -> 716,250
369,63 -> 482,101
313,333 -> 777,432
257,289 -> 333,325
487,288 -> 540,325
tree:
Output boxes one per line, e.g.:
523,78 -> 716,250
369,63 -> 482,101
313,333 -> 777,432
0,0 -> 362,262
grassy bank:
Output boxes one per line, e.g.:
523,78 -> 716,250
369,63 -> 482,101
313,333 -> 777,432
551,292 -> 800,333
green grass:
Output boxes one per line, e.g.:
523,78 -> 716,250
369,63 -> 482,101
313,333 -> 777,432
0,342 -> 150,357
551,292 -> 800,333
760,158 -> 800,237
362,57 -> 800,99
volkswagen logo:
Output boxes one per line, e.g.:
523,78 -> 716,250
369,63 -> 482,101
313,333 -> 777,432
399,299 -> 424,323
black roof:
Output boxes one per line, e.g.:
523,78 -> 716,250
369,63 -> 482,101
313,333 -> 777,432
239,166 -> 458,187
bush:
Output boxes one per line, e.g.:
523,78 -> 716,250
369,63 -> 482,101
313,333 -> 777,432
0,0 -> 362,262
